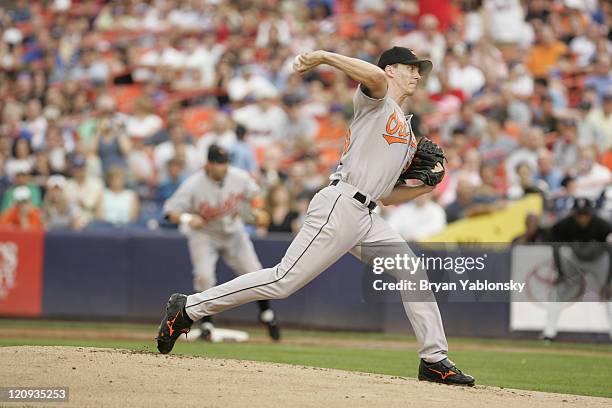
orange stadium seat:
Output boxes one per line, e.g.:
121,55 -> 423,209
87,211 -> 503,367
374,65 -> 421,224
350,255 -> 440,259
601,150 -> 612,171
182,107 -> 216,137
108,84 -> 144,113
315,117 -> 345,140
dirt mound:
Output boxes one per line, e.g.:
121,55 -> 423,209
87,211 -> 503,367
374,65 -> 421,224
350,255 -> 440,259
0,346 -> 608,408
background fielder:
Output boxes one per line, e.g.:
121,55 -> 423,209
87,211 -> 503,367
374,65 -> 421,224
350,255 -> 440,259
163,144 -> 280,341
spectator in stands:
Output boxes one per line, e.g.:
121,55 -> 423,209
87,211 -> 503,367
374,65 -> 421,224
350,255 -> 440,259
30,151 -> 53,194
231,124 -> 258,175
447,49 -> 486,99
478,118 -> 518,166
23,98 -> 47,151
576,101 -> 608,153
156,158 -> 185,205
525,25 -> 568,79
0,156 -> 11,202
505,127 -> 543,187
77,93 -> 126,151
196,111 -> 237,158
5,136 -> 34,180
583,56 -> 612,103
386,193 -> 447,241
477,162 -> 506,200
64,155 -> 103,229
573,146 -> 612,201
283,95 -> 319,143
42,175 -> 78,230
2,163 -> 42,211
155,125 -> 200,180
183,33 -> 225,88
585,92 -> 612,153
145,106 -> 189,147
125,98 -> 163,140
446,175 -> 503,223
553,119 -> 580,172
532,95 -> 559,134
455,148 -> 483,187
470,36 -> 509,84
212,59 -> 234,107
507,162 -> 544,200
95,166 -> 140,227
0,185 -> 43,230
127,135 -> 155,187
483,0 -> 532,45
256,9 -> 292,48
569,24 -> 604,68
440,101 -> 487,143
394,14 -> 446,68
535,149 -> 564,193
227,65 -> 277,103
233,89 -> 288,144
265,183 -> 299,235
300,154 -> 326,193
507,63 -> 534,100
44,125 -> 68,174
70,48 -> 110,86
91,117 -> 131,174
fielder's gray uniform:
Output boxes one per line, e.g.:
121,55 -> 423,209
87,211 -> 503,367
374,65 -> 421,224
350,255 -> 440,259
543,247 -> 612,338
185,87 -> 449,362
163,167 -> 262,292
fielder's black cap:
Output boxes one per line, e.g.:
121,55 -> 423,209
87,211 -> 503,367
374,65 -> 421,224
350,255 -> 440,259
573,197 -> 594,214
208,144 -> 230,163
377,47 -> 433,75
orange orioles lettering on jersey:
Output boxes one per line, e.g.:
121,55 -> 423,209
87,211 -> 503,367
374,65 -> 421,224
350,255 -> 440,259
198,194 -> 246,221
342,128 -> 351,155
382,111 -> 417,148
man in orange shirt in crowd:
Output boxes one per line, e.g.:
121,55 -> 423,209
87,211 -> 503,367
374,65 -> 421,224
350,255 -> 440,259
0,186 -> 44,230
526,25 -> 568,78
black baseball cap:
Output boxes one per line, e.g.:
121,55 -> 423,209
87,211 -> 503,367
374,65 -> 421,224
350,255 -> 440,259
377,47 -> 433,75
573,197 -> 594,214
208,144 -> 230,164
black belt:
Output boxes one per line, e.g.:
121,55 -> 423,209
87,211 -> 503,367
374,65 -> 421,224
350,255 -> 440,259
330,179 -> 377,211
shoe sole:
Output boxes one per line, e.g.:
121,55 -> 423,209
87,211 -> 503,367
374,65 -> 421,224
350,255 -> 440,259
418,375 -> 475,386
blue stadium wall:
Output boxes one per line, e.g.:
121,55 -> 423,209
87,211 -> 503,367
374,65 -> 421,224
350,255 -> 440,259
32,230 -> 511,337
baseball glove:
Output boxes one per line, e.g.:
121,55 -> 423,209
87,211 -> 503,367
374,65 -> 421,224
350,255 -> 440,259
397,137 -> 446,187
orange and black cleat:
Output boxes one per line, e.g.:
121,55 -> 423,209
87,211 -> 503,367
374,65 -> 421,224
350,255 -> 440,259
156,293 -> 193,354
418,358 -> 475,386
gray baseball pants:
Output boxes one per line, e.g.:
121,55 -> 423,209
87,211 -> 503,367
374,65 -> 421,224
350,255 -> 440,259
185,182 -> 448,362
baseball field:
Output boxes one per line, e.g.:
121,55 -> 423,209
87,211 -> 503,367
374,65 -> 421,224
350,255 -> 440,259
0,319 -> 611,407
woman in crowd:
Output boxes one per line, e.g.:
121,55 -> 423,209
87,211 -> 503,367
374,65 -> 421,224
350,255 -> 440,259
42,175 -> 79,230
91,117 -> 131,174
265,183 -> 299,235
95,166 -> 140,227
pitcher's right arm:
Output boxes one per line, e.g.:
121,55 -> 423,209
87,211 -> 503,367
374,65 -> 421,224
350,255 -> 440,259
293,51 -> 387,99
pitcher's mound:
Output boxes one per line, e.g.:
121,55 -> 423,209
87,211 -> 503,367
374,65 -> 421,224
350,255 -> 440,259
0,346 -> 608,408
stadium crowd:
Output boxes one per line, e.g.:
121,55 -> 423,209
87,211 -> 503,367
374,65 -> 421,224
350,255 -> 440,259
0,0 -> 610,239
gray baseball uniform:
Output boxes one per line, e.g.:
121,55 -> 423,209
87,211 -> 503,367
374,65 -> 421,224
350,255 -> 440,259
184,87 -> 449,362
163,167 -> 262,292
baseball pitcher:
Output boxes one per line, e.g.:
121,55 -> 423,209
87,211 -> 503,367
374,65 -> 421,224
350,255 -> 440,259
157,47 -> 474,385
163,144 -> 280,341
